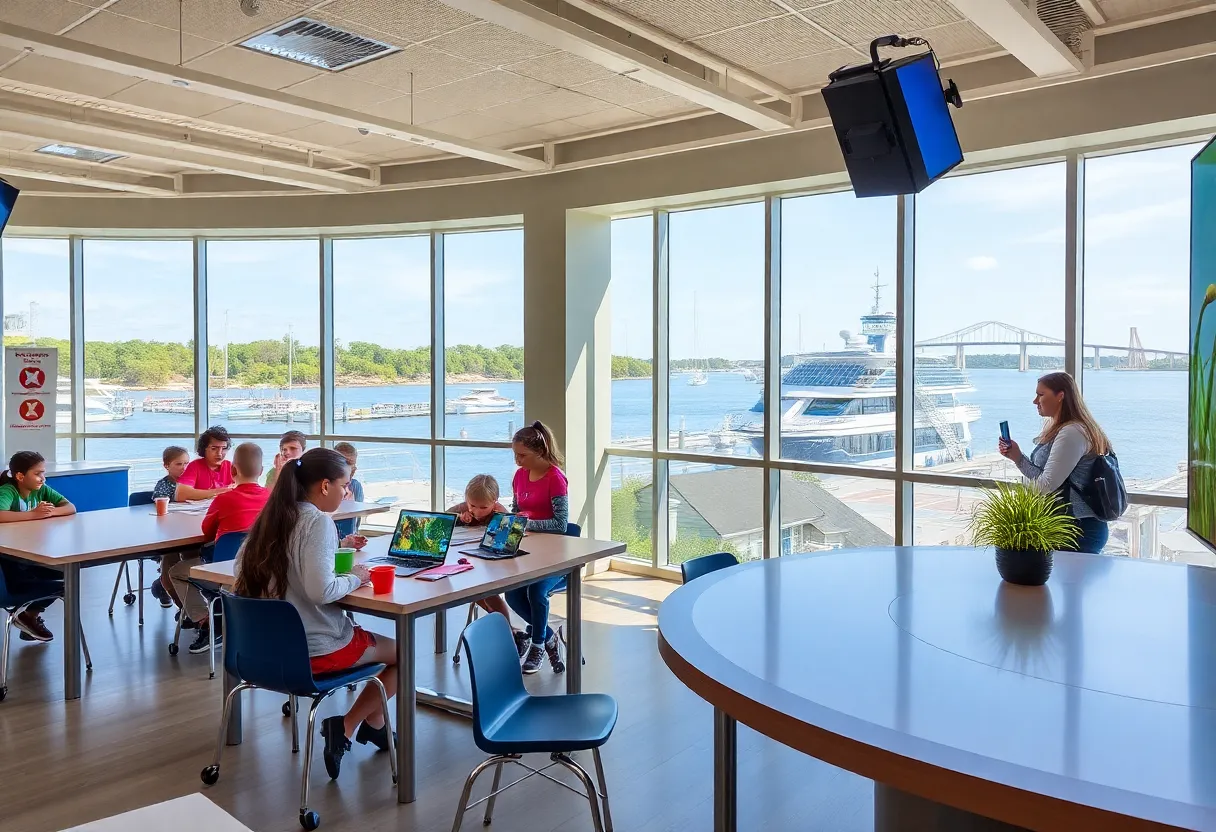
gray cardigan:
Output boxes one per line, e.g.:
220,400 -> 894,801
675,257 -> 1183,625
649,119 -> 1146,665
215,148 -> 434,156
1015,423 -> 1098,520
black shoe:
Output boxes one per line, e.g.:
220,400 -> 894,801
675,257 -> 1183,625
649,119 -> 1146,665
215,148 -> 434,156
544,631 -> 566,674
187,628 -> 213,654
522,642 -> 544,675
150,581 -> 172,608
355,720 -> 396,752
513,629 -> 530,658
175,611 -> 199,630
13,611 -> 53,642
321,716 -> 351,779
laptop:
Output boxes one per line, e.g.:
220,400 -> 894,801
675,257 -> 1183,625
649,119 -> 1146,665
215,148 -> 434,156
370,509 -> 457,576
461,512 -> 528,560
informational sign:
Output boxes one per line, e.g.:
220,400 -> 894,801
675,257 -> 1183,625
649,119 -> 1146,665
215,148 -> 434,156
5,346 -> 57,461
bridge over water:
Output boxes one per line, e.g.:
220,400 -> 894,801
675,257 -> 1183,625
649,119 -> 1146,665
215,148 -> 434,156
916,321 -> 1186,371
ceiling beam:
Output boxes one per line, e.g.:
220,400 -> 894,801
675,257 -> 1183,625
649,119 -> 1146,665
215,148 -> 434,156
946,0 -> 1085,76
435,0 -> 792,130
0,91 -> 369,193
0,22 -> 547,172
0,152 -> 175,195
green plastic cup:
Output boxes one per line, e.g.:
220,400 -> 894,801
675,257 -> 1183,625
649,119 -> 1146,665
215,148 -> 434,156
334,548 -> 356,574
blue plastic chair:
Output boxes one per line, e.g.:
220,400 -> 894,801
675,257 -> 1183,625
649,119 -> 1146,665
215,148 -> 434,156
453,613 -> 616,832
0,560 -> 92,702
170,531 -> 247,678
107,491 -> 158,619
200,594 -> 395,831
680,551 -> 738,584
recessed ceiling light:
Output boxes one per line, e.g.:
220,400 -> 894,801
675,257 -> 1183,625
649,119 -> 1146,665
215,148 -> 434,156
36,144 -> 125,164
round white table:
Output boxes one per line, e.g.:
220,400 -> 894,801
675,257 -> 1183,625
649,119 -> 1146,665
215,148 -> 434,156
658,547 -> 1216,832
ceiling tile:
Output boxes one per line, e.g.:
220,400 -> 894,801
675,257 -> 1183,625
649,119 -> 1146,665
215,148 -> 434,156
426,22 -> 557,66
900,20 -> 997,58
283,73 -> 401,110
799,0 -> 961,45
105,0 -> 316,43
419,111 -> 516,139
202,104 -> 323,136
503,52 -> 618,87
479,88 -> 614,127
692,16 -> 844,68
340,45 -> 487,94
105,80 -> 235,118
0,0 -> 98,33
1097,0 -> 1200,19
70,11 -> 221,64
185,46 -> 322,90
595,0 -> 784,40
756,48 -> 857,90
2,54 -> 138,99
281,121 -> 367,148
572,74 -> 667,106
318,0 -> 481,44
407,70 -> 553,123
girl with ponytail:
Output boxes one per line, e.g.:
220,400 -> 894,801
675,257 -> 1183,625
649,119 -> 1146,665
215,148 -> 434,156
234,448 -> 398,781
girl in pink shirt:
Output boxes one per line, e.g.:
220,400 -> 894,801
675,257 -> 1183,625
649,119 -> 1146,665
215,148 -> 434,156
504,421 -> 570,675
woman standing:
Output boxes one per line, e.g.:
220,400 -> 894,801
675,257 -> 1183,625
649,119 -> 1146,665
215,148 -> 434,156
998,371 -> 1113,554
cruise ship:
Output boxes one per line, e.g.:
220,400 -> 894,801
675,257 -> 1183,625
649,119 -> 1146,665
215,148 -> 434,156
737,297 -> 980,466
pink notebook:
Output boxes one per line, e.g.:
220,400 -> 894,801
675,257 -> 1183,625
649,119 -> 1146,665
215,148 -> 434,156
414,562 -> 474,581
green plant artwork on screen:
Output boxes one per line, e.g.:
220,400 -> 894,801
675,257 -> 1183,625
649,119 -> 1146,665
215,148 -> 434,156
969,483 -> 1079,553
1190,137 -> 1216,548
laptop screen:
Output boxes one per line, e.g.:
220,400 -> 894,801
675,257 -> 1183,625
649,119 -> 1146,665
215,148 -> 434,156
479,513 -> 528,555
388,510 -> 456,561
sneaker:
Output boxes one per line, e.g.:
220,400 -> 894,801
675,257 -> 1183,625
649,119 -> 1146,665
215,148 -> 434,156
187,628 -> 214,654
544,631 -> 565,674
522,642 -> 544,675
355,720 -> 396,752
174,611 -> 199,630
513,629 -> 530,658
13,611 -> 53,643
321,716 -> 351,779
150,580 -> 172,608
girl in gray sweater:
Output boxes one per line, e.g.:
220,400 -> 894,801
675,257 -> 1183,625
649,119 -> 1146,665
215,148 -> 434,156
235,448 -> 398,780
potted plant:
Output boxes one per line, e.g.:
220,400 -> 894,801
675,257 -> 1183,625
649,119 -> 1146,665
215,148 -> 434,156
970,483 -> 1080,586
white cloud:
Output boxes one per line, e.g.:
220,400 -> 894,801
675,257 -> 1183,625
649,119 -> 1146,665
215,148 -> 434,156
965,255 -> 998,271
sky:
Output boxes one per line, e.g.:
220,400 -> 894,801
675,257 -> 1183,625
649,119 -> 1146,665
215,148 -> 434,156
0,142 -> 1199,363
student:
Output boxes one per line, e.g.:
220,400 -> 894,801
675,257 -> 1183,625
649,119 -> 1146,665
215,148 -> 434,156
503,421 -> 569,674
998,371 -> 1114,554
446,474 -> 515,631
265,430 -> 307,490
151,445 -> 190,607
171,443 -> 270,654
175,426 -> 234,502
333,442 -> 363,539
234,448 -> 397,780
0,451 -> 76,642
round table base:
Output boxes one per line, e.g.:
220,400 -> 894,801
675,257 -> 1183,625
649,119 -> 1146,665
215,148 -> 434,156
874,784 -> 1031,832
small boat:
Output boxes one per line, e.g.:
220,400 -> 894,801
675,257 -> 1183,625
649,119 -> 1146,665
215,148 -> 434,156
687,370 -> 708,386
448,389 -> 517,415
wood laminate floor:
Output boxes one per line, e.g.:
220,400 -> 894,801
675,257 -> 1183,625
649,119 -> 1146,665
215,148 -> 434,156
0,566 -> 873,832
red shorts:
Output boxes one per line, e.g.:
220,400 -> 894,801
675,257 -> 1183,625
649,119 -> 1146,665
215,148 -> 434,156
310,627 -> 376,674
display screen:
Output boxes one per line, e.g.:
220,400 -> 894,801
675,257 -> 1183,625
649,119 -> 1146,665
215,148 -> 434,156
0,179 -> 19,236
1189,136 -> 1216,552
895,54 -> 962,181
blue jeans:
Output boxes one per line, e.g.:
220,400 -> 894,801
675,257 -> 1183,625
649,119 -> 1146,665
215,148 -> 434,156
1065,517 -> 1109,554
504,575 -> 565,645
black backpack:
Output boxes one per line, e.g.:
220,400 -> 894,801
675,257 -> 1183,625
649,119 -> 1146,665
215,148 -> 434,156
1066,451 -> 1127,521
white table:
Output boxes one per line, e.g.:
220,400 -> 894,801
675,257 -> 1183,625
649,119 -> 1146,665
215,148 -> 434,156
61,793 -> 251,832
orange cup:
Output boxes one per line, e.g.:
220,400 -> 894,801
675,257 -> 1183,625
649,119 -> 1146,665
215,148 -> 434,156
369,564 -> 396,594
154,496 -> 169,516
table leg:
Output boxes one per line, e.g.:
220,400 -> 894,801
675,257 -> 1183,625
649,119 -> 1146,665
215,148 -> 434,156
396,614 -> 417,804
137,559 -> 144,627
434,609 -> 446,655
62,563 -> 82,701
566,566 -> 582,695
713,708 -> 737,832
873,784 -> 1029,831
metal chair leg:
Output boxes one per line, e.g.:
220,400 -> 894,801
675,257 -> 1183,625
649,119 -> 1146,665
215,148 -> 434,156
553,753 -> 606,832
81,624 -> 92,672
592,748 -> 613,832
299,698 -> 324,817
137,559 -> 144,627
482,760 -> 505,825
450,757 -> 502,832
107,562 -> 126,616
170,614 -> 182,657
208,682 -> 250,771
290,695 -> 299,753
0,611 -> 13,696
207,594 -> 219,679
368,675 -> 398,783
453,603 -> 480,666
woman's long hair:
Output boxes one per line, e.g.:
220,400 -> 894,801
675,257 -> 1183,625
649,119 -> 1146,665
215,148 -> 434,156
1035,371 -> 1112,455
513,420 -> 564,468
235,448 -> 349,599
0,451 -> 43,489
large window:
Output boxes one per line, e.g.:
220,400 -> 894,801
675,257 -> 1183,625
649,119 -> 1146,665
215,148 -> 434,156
914,163 -> 1067,478
779,192 -> 897,467
333,236 -> 431,439
610,216 -> 653,448
205,240 -> 320,431
442,230 -> 524,441
667,203 -> 765,457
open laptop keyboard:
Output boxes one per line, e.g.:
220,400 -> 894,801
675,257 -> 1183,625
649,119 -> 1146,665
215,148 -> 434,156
370,554 -> 440,570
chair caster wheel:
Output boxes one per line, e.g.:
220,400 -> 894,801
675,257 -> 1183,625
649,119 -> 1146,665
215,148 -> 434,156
168,642 -> 179,656
282,699 -> 292,717
299,810 -> 320,830
452,653 -> 461,665
123,592 -> 137,606
0,685 -> 7,701
200,765 -> 220,785
347,684 -> 356,691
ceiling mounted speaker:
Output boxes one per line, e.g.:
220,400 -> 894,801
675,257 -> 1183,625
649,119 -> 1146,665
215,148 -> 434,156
239,0 -> 263,16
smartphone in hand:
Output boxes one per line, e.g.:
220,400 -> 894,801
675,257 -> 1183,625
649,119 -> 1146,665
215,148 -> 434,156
999,421 -> 1011,443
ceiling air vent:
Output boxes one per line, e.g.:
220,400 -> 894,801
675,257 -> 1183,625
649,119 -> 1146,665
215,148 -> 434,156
1026,0 -> 1093,58
239,17 -> 401,71
36,144 -> 124,164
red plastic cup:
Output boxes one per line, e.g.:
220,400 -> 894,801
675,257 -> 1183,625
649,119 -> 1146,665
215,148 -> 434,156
369,564 -> 396,594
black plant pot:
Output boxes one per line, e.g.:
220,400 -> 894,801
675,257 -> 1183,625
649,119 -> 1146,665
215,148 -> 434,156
994,547 -> 1053,586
